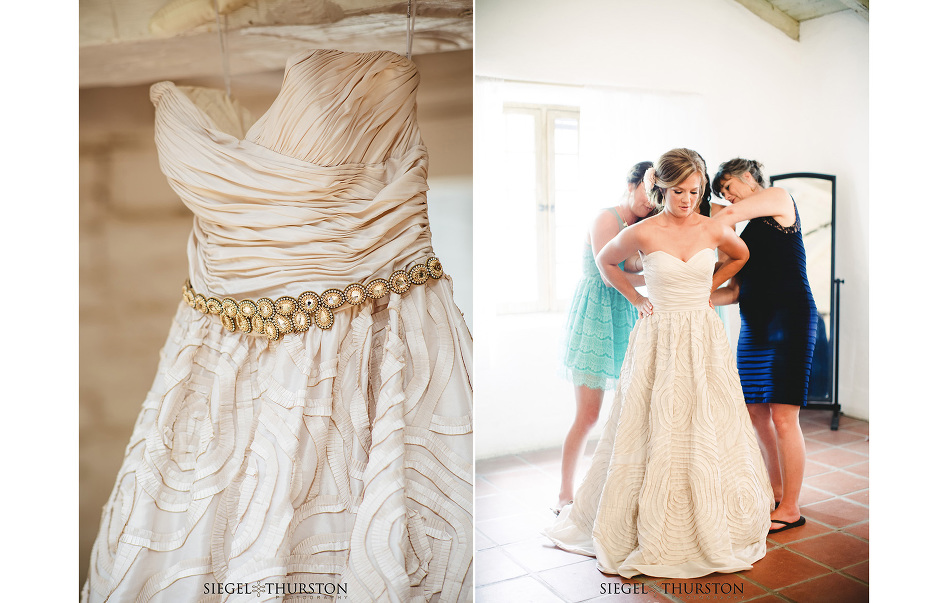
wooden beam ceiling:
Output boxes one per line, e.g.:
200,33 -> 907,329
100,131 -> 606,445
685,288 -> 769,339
79,0 -> 472,88
733,0 -> 801,40
837,0 -> 869,21
731,0 -> 869,41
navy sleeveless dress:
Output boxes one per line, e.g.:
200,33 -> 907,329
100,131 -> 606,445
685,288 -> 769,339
736,201 -> 818,406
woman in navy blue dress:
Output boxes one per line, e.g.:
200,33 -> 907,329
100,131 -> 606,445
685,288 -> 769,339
710,158 -> 816,535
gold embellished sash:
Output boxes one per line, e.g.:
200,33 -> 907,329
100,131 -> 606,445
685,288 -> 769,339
182,257 -> 444,341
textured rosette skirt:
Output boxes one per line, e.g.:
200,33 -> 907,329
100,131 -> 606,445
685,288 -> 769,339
545,306 -> 772,579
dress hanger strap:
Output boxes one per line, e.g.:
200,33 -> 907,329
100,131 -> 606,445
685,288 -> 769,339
211,0 -> 232,98
405,0 -> 416,60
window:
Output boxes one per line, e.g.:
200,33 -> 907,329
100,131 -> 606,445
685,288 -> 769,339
497,104 -> 581,313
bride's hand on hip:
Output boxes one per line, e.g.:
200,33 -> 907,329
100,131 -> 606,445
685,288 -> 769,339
633,297 -> 653,317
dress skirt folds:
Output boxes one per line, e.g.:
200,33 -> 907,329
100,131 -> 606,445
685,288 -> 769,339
544,249 -> 772,579
82,50 -> 473,602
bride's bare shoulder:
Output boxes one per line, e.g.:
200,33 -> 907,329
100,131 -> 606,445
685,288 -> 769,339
627,213 -> 661,240
690,214 -> 724,238
631,213 -> 661,230
695,213 -> 721,228
689,214 -> 716,230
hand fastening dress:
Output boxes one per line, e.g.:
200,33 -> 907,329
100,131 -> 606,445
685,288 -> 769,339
83,49 -> 473,602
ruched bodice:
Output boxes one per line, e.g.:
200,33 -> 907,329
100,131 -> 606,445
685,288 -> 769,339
85,49 -> 473,603
641,248 -> 714,312
150,49 -> 432,299
246,49 -> 421,166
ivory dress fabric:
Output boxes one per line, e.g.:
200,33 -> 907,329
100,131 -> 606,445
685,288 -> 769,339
544,249 -> 772,579
83,49 -> 473,602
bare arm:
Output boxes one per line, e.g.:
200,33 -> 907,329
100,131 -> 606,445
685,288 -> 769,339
709,209 -> 743,305
589,211 -> 620,258
711,224 -> 749,292
590,210 -> 646,289
712,186 -> 794,228
711,275 -> 740,306
712,209 -> 736,272
596,226 -> 653,316
621,253 -> 646,287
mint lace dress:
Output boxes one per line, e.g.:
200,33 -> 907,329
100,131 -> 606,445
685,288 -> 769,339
560,210 -> 638,390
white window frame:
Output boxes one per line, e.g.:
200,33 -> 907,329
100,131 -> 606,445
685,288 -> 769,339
499,103 -> 580,314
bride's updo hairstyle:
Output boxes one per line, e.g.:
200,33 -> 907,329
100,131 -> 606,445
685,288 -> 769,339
646,148 -> 708,211
711,158 -> 767,198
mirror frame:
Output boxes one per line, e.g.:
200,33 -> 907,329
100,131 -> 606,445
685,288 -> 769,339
769,172 -> 841,427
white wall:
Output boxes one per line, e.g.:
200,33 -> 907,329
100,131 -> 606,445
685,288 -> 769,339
474,0 -> 869,459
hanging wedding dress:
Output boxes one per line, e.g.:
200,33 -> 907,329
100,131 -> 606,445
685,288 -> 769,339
83,49 -> 473,603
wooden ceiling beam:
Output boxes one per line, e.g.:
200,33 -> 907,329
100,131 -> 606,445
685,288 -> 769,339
732,0 -> 800,41
79,0 -> 472,88
837,0 -> 869,21
79,15 -> 472,87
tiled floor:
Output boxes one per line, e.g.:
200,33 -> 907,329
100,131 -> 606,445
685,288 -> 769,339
475,410 -> 869,602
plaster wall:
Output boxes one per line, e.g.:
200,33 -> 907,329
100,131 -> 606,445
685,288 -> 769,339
474,0 -> 868,458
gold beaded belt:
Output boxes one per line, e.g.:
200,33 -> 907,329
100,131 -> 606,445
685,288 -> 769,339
182,257 -> 445,342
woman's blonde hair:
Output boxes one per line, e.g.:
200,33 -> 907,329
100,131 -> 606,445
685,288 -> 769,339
647,148 -> 708,211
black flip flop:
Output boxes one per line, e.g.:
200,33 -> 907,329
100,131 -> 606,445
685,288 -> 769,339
769,516 -> 805,534
774,501 -> 780,509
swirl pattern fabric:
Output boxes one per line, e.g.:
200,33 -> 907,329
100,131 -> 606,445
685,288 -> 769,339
560,245 -> 636,390
544,249 -> 772,579
83,50 -> 473,602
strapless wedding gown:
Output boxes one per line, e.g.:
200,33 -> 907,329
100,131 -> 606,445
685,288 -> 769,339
83,50 -> 472,602
544,248 -> 772,579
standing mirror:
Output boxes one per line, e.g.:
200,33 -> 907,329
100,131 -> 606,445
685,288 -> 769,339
770,173 -> 842,428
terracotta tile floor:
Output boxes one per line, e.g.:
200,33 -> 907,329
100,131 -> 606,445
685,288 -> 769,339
475,410 -> 869,602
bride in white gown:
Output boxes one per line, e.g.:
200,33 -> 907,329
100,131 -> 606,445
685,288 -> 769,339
543,148 -> 772,579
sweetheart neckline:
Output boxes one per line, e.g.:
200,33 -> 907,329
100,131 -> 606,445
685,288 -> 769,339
162,50 -> 412,141
157,80 -> 426,171
642,248 -> 715,263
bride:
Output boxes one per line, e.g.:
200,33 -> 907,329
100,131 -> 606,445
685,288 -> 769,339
543,148 -> 773,579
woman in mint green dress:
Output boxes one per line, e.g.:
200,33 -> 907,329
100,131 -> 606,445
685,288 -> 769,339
556,162 -> 655,513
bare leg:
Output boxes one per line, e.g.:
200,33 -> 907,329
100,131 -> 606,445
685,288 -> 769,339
746,403 -> 783,502
769,404 -> 806,526
557,385 -> 604,510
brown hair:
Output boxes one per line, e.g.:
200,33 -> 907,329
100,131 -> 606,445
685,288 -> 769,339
647,148 -> 708,211
711,158 -> 766,198
626,160 -> 654,189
